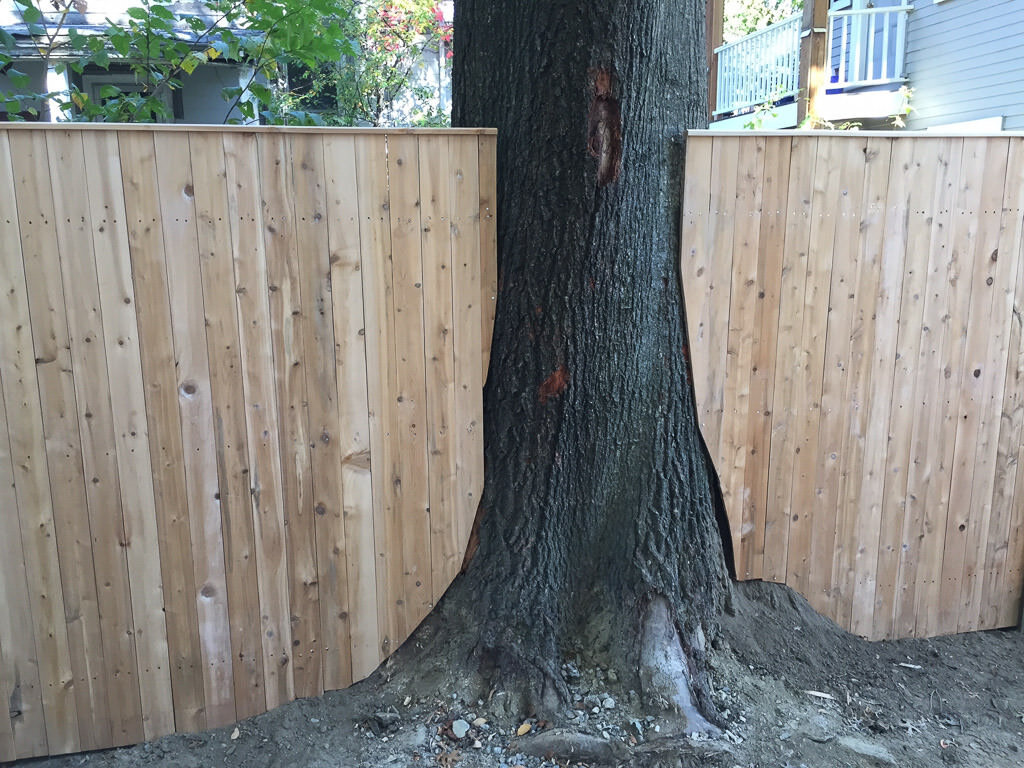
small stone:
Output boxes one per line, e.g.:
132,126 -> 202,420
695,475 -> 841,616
837,736 -> 897,765
602,697 -> 616,710
452,719 -> 471,739
607,669 -> 618,683
592,707 -> 601,714
472,739 -> 482,749
472,717 -> 487,727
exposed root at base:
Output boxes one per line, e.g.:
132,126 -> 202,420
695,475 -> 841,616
476,642 -> 569,719
509,728 -> 734,767
639,596 -> 721,737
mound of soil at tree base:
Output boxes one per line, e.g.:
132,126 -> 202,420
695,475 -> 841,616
14,581 -> 1024,768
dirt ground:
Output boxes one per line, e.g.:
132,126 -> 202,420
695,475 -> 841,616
11,580 -> 1024,768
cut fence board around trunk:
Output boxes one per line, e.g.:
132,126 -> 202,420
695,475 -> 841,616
0,125 -> 496,762
682,131 -> 1024,640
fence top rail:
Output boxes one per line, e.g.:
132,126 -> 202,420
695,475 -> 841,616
687,129 -> 1024,139
0,123 -> 497,136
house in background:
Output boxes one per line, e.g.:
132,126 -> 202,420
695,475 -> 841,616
0,0 -> 257,122
707,0 -> 1024,131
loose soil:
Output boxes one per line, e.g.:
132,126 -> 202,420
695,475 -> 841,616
12,581 -> 1024,768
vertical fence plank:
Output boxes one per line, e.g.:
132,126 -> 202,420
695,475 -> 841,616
324,135 -> 376,684
118,131 -> 207,733
985,137 -> 1024,629
450,136 -> 485,581
722,136 -> 765,579
926,137 -> 988,637
830,137 -> 893,629
479,134 -> 498,384
282,133 -> 328,699
188,132 -> 265,719
744,136 -> 790,581
0,639 -> 16,761
2,133 -> 81,757
704,138 -> 739,548
356,135 -> 405,657
806,137 -> 868,617
891,137 -> 962,639
324,135 -> 375,685
998,277 -> 1024,626
680,136 -> 714,421
418,136 -> 461,601
872,139 -> 942,640
387,135 -> 434,629
9,130 -> 111,749
955,138 -> 1013,633
292,132 -> 351,697
850,137 -> 910,638
0,140 -> 49,761
81,131 -> 174,740
786,138 -> 841,599
151,131 -> 237,727
0,367 -> 48,760
253,132 -> 301,710
222,132 -> 287,709
47,129 -> 143,747
763,135 -> 817,584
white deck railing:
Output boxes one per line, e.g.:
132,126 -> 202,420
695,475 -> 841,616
714,5 -> 913,117
828,5 -> 912,88
714,13 -> 801,116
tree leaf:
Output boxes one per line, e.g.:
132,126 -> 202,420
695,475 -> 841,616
6,69 -> 30,89
150,4 -> 175,20
19,3 -> 42,23
180,51 -> 205,75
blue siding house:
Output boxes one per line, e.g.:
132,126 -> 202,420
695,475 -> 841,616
903,0 -> 1024,131
709,0 -> 1024,131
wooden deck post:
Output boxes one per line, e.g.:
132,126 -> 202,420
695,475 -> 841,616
798,0 -> 829,124
706,0 -> 725,121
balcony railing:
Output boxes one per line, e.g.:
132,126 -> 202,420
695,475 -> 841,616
828,5 -> 912,88
714,13 -> 801,116
713,5 -> 913,118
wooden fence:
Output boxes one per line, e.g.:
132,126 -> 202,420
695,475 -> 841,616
682,131 -> 1024,641
0,124 -> 496,761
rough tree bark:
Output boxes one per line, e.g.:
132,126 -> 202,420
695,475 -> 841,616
420,0 -> 732,733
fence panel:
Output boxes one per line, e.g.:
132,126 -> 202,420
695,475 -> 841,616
0,124 -> 496,762
682,130 -> 1024,641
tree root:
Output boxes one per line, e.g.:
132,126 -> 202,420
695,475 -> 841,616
509,728 -> 734,767
475,640 -> 569,718
639,596 -> 721,737
509,728 -> 632,764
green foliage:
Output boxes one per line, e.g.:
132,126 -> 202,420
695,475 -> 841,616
724,0 -> 803,42
0,0 -> 394,123
278,0 -> 451,127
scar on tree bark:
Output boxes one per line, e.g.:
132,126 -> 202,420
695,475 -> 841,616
587,68 -> 622,187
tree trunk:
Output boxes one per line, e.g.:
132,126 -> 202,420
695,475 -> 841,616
433,0 -> 730,730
